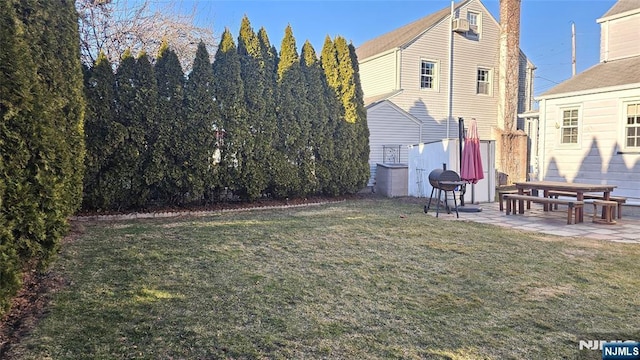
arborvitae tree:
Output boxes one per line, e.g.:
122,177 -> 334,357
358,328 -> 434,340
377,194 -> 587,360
237,16 -> 268,200
28,0 -> 86,217
0,0 -> 29,313
11,0 -> 85,258
335,37 -> 369,192
320,36 -> 351,194
133,51 -> 158,206
347,42 -> 371,190
335,37 -> 359,125
112,50 -> 142,210
275,25 -> 315,197
213,29 -> 249,199
322,36 -> 370,194
83,52 -> 127,210
300,40 -> 336,196
321,35 -> 340,91
184,41 -> 217,203
152,41 -> 186,204
1,0 -> 85,312
257,27 -> 280,197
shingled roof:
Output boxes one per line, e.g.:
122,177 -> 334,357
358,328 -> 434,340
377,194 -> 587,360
540,55 -> 640,98
355,0 -> 471,61
600,0 -> 640,19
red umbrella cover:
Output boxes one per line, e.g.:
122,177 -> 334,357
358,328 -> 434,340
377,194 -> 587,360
460,118 -> 484,184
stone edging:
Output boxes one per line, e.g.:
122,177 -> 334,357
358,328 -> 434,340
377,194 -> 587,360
71,199 -> 346,222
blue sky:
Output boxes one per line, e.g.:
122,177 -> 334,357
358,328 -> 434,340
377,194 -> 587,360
173,0 -> 616,97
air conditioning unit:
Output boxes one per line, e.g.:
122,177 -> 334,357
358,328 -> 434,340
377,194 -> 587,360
452,18 -> 469,33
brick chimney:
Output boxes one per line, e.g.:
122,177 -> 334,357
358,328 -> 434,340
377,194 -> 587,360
495,0 -> 527,185
497,0 -> 521,132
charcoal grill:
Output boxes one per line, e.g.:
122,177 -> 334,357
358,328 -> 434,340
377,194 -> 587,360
424,165 -> 466,218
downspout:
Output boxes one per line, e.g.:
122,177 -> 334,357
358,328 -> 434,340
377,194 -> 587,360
539,98 -> 546,180
447,0 -> 454,140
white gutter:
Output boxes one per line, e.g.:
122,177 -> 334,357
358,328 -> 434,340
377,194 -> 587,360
447,0 -> 454,139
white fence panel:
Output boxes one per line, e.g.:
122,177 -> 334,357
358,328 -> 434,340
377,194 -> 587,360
408,140 -> 495,203
407,140 -> 457,198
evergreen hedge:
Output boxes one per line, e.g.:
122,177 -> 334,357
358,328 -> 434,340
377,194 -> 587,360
80,19 -> 369,209
0,0 -> 85,312
1,11 -> 371,312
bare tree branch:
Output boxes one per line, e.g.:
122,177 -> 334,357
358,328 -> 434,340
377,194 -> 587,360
76,0 -> 216,70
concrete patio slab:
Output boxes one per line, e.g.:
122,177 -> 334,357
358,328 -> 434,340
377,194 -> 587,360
425,201 -> 640,244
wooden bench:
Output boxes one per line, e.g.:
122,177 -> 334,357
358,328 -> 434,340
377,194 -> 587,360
589,200 -> 617,225
498,189 -> 531,211
503,194 -> 584,225
548,191 -> 626,219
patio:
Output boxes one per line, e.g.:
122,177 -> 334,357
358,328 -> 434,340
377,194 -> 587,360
427,202 -> 640,243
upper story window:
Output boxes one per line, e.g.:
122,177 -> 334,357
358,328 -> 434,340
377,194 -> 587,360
477,68 -> 490,95
420,60 -> 437,90
561,108 -> 579,144
467,11 -> 480,39
625,102 -> 640,148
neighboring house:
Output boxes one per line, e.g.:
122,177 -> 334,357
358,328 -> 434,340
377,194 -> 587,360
536,0 -> 640,203
356,0 -> 535,189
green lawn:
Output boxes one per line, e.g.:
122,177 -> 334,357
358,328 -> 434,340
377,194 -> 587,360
9,197 -> 640,359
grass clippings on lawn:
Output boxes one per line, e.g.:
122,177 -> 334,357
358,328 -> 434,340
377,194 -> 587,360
5,197 -> 640,359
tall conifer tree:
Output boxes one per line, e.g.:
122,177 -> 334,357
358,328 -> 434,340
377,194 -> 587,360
275,25 -> 315,197
213,29 -> 248,199
321,35 -> 340,91
10,0 -> 86,258
133,51 -> 158,206
322,36 -> 370,194
152,41 -> 185,204
301,40 -> 337,196
347,42 -> 371,190
83,52 -> 126,210
321,36 -> 350,194
184,41 -> 217,202
0,0 -> 31,311
335,37 -> 369,191
114,50 -> 145,209
238,17 -> 268,200
257,27 -> 280,197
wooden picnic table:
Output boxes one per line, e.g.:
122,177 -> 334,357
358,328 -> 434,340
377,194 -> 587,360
514,181 -> 617,223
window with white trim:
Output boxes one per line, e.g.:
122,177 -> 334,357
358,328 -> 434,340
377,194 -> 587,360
625,102 -> 640,148
420,60 -> 436,90
477,68 -> 490,95
561,108 -> 579,144
467,11 -> 480,38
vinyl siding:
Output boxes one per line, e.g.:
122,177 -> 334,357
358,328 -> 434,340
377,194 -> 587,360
390,0 -> 501,143
359,51 -> 399,98
540,88 -> 640,202
600,12 -> 640,61
367,101 -> 421,186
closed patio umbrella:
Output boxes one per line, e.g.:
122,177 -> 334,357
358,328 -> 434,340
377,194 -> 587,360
460,118 -> 484,205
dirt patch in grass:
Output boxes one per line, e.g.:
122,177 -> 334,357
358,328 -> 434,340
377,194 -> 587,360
0,223 -> 84,359
0,269 -> 67,359
525,284 -> 574,301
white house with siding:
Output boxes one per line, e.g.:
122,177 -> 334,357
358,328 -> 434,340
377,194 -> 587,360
356,0 -> 534,189
536,0 -> 640,204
